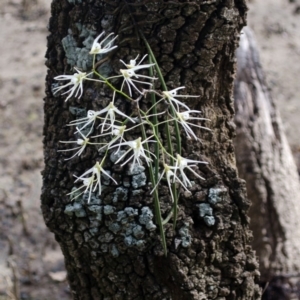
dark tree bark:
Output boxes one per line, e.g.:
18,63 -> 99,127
234,27 -> 300,299
42,1 -> 261,299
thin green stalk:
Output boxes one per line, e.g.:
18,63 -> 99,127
149,57 -> 159,184
138,115 -> 167,256
140,32 -> 180,230
140,32 -> 182,156
93,70 -> 133,102
139,112 -> 176,161
162,210 -> 173,226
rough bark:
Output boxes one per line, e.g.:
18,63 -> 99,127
42,1 -> 261,299
234,27 -> 300,298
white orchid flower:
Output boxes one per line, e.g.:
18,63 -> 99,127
174,110 -> 210,140
93,124 -> 127,152
89,32 -> 118,55
162,86 -> 199,110
58,127 -> 99,160
151,163 -> 187,203
111,136 -> 156,170
68,174 -> 95,202
107,54 -> 156,96
96,102 -> 136,133
93,122 -> 146,152
120,54 -> 150,69
119,69 -> 155,96
53,68 -> 91,101
68,110 -> 102,136
172,154 -> 207,188
69,161 -> 117,202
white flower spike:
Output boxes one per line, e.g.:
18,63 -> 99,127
173,154 -> 208,188
111,136 -> 156,170
53,68 -> 91,101
89,32 -> 118,55
162,87 -> 199,111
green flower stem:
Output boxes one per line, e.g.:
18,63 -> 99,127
140,34 -> 182,155
92,54 -> 96,70
162,210 -> 173,226
93,70 -> 133,102
144,97 -> 165,115
140,33 -> 180,230
137,110 -> 167,257
149,57 -> 159,183
139,112 -> 176,161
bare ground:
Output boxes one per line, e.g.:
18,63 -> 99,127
0,0 -> 70,299
0,0 -> 299,299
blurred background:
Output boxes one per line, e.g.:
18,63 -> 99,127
0,0 -> 299,299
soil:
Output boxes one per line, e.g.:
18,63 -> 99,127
0,0 -> 299,299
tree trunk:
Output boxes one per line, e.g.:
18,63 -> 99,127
42,1 -> 261,299
234,27 -> 300,299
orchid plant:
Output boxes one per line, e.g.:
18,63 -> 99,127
54,31 -> 210,254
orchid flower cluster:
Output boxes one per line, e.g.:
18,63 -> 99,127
54,32 -> 209,247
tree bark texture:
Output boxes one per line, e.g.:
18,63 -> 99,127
42,1 -> 261,299
234,27 -> 300,299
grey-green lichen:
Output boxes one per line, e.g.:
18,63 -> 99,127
103,205 -> 115,215
124,207 -> 138,217
139,207 -> 156,231
203,216 -> 215,227
110,150 -> 126,163
178,224 -> 192,248
108,222 -> 121,234
208,187 -> 227,205
64,202 -> 87,218
87,205 -> 103,221
124,235 -> 136,247
61,25 -> 96,71
132,172 -> 147,189
127,164 -> 145,176
112,187 -> 128,203
108,206 -> 155,251
132,225 -> 145,239
110,244 -> 119,257
197,203 -> 215,227
198,203 -> 213,217
117,210 -> 127,223
64,187 -> 157,255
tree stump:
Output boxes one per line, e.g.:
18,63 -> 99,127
234,27 -> 300,299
